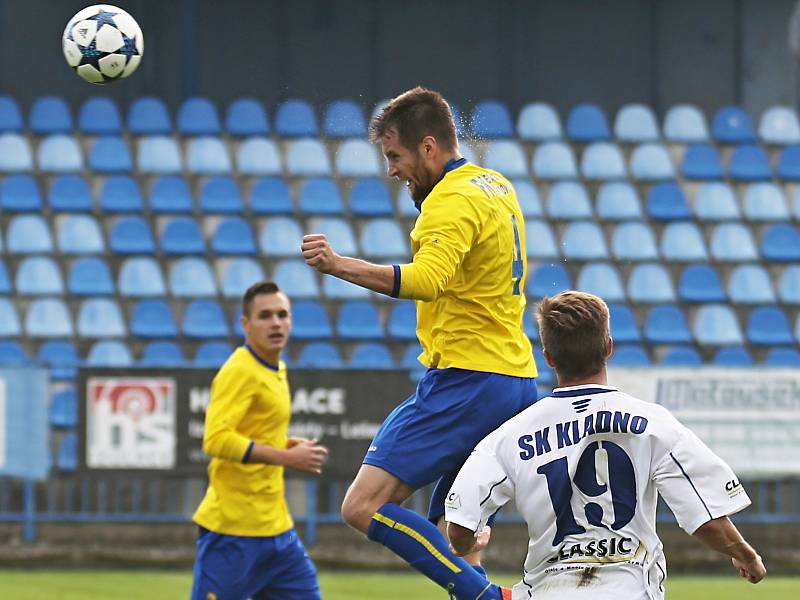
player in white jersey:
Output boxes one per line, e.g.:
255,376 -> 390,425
445,291 -> 766,600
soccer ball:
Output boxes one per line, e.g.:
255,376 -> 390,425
62,5 -> 143,85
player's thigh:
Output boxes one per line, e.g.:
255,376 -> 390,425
191,529 -> 256,600
250,535 -> 321,600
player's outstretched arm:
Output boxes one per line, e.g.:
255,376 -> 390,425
693,517 -> 766,583
301,234 -> 396,296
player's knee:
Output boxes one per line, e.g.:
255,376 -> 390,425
340,494 -> 371,533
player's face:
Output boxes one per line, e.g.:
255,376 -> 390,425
241,292 -> 292,361
381,129 -> 437,203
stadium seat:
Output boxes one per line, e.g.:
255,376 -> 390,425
309,217 -> 357,255
170,257 -> 217,297
137,136 -> 182,173
38,135 -> 83,172
484,141 -> 527,178
194,342 -> 233,368
226,98 -> 270,136
528,263 -> 571,298
610,345 -> 651,367
712,106 -> 756,144
0,299 -> 22,337
160,217 -> 205,255
710,223 -> 758,262
50,387 -> 77,428
322,273 -> 369,299
728,264 -> 775,304
260,217 -> 303,257
291,300 -> 332,339
69,257 -> 114,296
99,175 -> 143,213
273,260 -> 319,298
525,221 -> 559,259
523,310 -> 538,340
130,300 -> 178,338
37,341 -> 79,379
212,217 -> 256,255
611,222 -> 659,261
349,178 -> 394,217
567,103 -> 610,141
109,216 -> 155,255
778,265 -> 800,304
1,174 -> 41,212
275,99 -> 318,137
48,175 -> 92,213
776,145 -> 800,180
713,347 -> 754,366
388,302 -> 417,340
337,301 -> 382,339
763,347 -> 800,367
761,224 -> 800,261
0,95 -> 23,132
78,96 -> 122,135
0,134 -> 33,172
182,300 -> 228,338
30,96 -> 72,134
336,139 -> 381,177
576,263 -> 625,302
87,340 -> 133,367
251,177 -> 294,215
56,215 -> 103,255
614,104 -> 659,142
15,257 -> 63,295
531,142 -> 578,179
286,139 -> 331,176
694,183 -> 740,221
747,306 -> 793,345
6,215 -> 53,254
361,219 -> 407,258
758,106 -> 800,145
296,342 -> 343,368
186,137 -> 232,174
681,143 -> 724,179
298,177 -> 344,214
513,180 -> 542,217
660,346 -> 702,367
89,136 -> 133,173
25,299 -> 72,337
323,100 -> 367,138
728,144 -> 772,181
178,97 -> 221,136
562,221 -> 608,260
660,222 -> 708,261
609,303 -> 640,342
57,433 -> 78,472
401,343 -> 425,371
0,261 -> 10,294
236,138 -> 282,176
693,304 -> 743,346
644,305 -> 692,344
149,176 -> 193,213
595,182 -> 641,220
199,177 -> 243,214
396,185 -> 418,217
580,142 -> 626,179
221,258 -> 265,298
546,181 -> 592,220
128,97 -> 171,135
743,183 -> 788,221
472,100 -> 514,138
678,264 -> 726,303
459,140 -> 479,164
629,144 -> 674,180
140,341 -> 186,367
646,182 -> 691,221
78,298 -> 125,337
0,341 -> 29,366
350,343 -> 394,369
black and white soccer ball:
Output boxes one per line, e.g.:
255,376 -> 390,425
62,4 -> 143,85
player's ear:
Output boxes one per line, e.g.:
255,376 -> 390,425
543,348 -> 557,369
606,337 -> 614,359
421,135 -> 437,159
240,314 -> 249,335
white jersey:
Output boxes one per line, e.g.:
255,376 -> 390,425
445,384 -> 751,600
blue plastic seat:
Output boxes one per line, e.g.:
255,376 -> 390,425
758,106 -> 800,145
612,222 -> 659,261
679,264 -> 726,303
0,261 -> 10,294
149,176 -> 193,213
629,144 -> 674,180
198,177 -> 243,214
50,387 -> 77,428
710,223 -> 758,262
361,219 -> 407,258
0,134 -> 33,172
581,142 -> 626,179
323,100 -> 366,138
16,257 -> 63,295
336,139 -> 380,177
109,216 -> 155,255
546,181 -> 592,219
661,346 -> 702,367
747,306 -> 793,345
729,144 -> 771,181
298,177 -> 343,215
1,174 -> 41,212
513,180 -> 542,217
713,347 -> 754,366
183,300 -> 228,338
273,260 -> 319,298
776,145 -> 800,181
395,185 -> 418,217
471,100 -> 514,138
350,343 -> 394,369
38,135 -> 82,172
47,175 -> 92,213
763,347 -> 800,367
7,215 -> 53,254
130,300 -> 178,338
309,217 -> 357,255
525,221 -> 559,259
99,176 -> 143,213
57,433 -> 78,472
186,137 -> 232,174
138,136 -> 182,173
87,340 -> 133,367
0,299 -> 22,337
627,263 -> 676,303
644,305 -> 692,344
484,141 -> 527,178
646,182 -> 691,221
260,217 -> 303,257
761,224 -> 800,261
742,183 -> 788,221
69,257 -> 113,296
728,264 -> 775,304
567,103 -> 610,141
194,342 -> 233,367
0,95 -> 23,132
170,257 -> 217,297
532,142 -> 578,179
140,341 -> 186,367
337,301 -> 382,340
693,304 -> 743,346
562,221 -> 608,260
0,341 -> 29,366
681,143 -> 724,179
778,265 -> 800,304
609,303 -> 640,342
275,99 -> 318,137
291,300 -> 332,339
251,177 -> 294,215
595,182 -> 641,220
660,222 -> 708,261
401,343 -> 425,371
349,178 -> 393,217
527,263 -> 571,298
322,274 -> 369,300
694,183 -> 740,221
296,342 -> 343,368
221,258 -> 265,298
211,217 -> 256,255
576,263 -> 625,302
610,345 -> 651,367
25,299 -> 72,337
236,138 -> 281,176
226,98 -> 269,136
516,102 -> 562,141
178,97 -> 221,136
128,97 -> 171,135
614,104 -> 659,142
160,217 -> 205,255
89,136 -> 132,173
388,302 -> 417,340
37,341 -> 79,379
712,106 -> 756,144
78,298 -> 125,337
286,139 -> 331,176
78,97 -> 121,135
30,96 -> 72,133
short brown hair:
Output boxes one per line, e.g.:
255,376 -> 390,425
369,86 -> 457,152
242,281 -> 281,318
536,291 -> 611,380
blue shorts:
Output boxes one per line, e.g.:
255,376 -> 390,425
191,527 -> 321,600
363,367 -> 538,522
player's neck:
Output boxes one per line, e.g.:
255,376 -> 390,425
555,368 -> 608,389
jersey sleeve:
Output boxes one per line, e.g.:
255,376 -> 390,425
397,191 -> 480,302
652,425 -> 751,534
202,365 -> 255,462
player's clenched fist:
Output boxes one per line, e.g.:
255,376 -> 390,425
284,438 -> 329,475
302,234 -> 339,274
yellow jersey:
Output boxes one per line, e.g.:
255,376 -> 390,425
395,160 -> 537,378
193,346 -> 294,537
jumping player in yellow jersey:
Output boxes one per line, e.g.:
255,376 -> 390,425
302,87 -> 538,600
191,281 -> 328,600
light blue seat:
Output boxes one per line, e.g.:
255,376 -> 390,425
109,216 -> 155,255
199,177 -> 243,214
595,182 -> 641,220
69,257 -> 114,296
764,347 -> 800,366
396,185 -> 417,217
89,136 -> 132,172
0,134 -> 33,172
694,183 -> 740,221
149,176 -> 193,213
273,260 -> 319,298
576,263 -> 625,302
646,182 -> 691,221
728,144 -> 771,181
580,142 -> 626,179
50,387 -> 77,427
259,216 -> 302,257
484,141 -> 527,177
170,257 -> 217,297
37,341 -> 79,379
471,100 -> 514,138
758,106 -> 800,145
192,342 -> 232,367
679,264 -> 726,303
361,219 -> 407,258
251,177 -> 294,215
323,100 -> 366,138
212,217 -> 256,255
713,347 -> 754,366
186,137 -> 232,174
567,103 -> 610,141
681,143 -> 724,179
627,263 -> 675,303
527,263 -> 571,298
87,341 -> 133,367
644,305 -> 692,344
762,224 -> 800,262
7,215 -> 53,253
337,301 -> 382,340
299,177 -> 343,214
0,299 -> 21,336
1,174 -> 41,212
747,306 -> 793,345
459,140 -> 479,164
609,303 -> 640,342
513,180 -> 542,217
710,223 -> 758,262
610,345 -> 651,367
286,139 -> 331,176
350,178 -> 394,217
546,181 -> 592,219
291,300 -> 332,340
183,300 -> 228,338
30,96 -> 72,134
119,256 -> 167,297
16,257 -> 63,295
629,144 -> 674,180
776,145 -> 800,181
78,97 -> 122,135
742,183 -> 788,221
25,299 -> 72,337
388,302 -> 417,340
728,264 -> 775,304
38,135 -> 83,172
350,343 -> 394,369
693,304 -> 743,346
712,106 -> 756,144
661,346 -> 702,366
308,217 -> 357,255
532,142 -> 578,179
236,138 -> 281,175
127,97 -> 171,135
130,300 -> 178,338
525,220 -> 558,259
614,104 -> 659,142
275,99 -> 318,137
322,274 -> 369,299
612,222 -> 659,261
296,342 -> 343,368
221,258 -> 265,298
137,136 -> 182,174
99,175 -> 143,213
0,95 -> 23,132
660,222 -> 708,261
562,221 -> 608,260
778,265 -> 800,304
78,298 -> 125,337
140,341 -> 186,367
57,432 -> 78,471
160,217 -> 205,255
336,139 -> 380,177
226,98 -> 269,136
178,97 -> 221,136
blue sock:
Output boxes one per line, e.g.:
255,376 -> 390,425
368,502 -> 498,599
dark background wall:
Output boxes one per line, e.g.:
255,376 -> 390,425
0,0 -> 797,118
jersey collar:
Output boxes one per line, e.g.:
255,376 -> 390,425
244,344 -> 280,371
414,157 -> 468,212
551,384 -> 617,398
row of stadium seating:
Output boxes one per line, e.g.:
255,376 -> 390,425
5,95 -> 800,144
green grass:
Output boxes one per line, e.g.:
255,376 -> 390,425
0,570 -> 795,599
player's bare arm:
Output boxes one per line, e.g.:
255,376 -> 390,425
248,439 -> 329,475
693,517 -> 766,583
301,233 -> 395,295
446,523 -> 491,557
